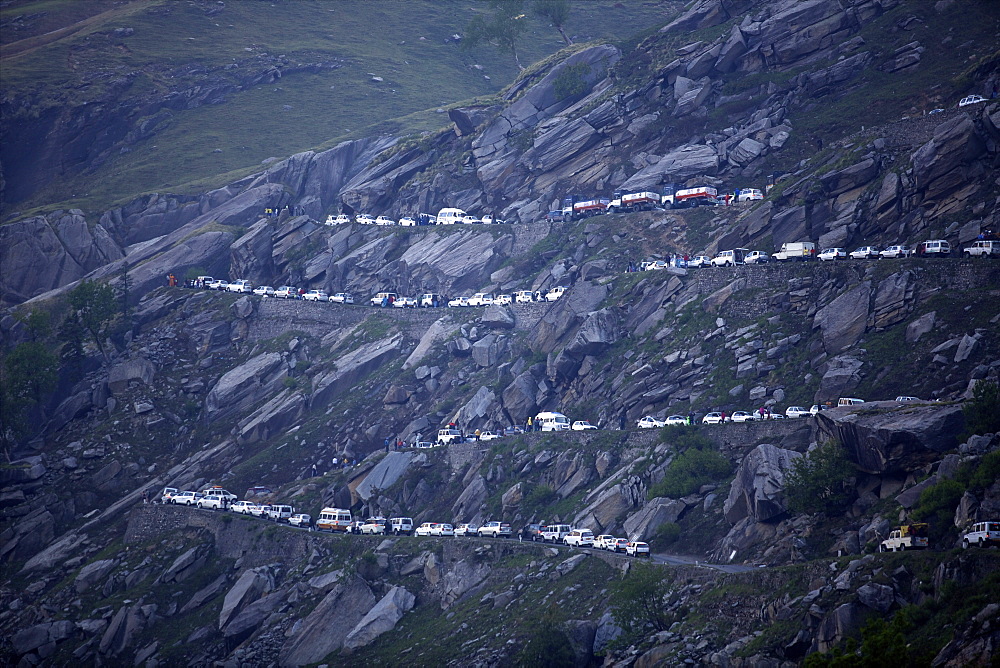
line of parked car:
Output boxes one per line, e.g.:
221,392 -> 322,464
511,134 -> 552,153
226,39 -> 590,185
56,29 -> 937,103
680,238 -> 999,269
522,523 -> 650,556
324,209 -> 507,227
158,493 -> 655,557
635,397 -> 926,428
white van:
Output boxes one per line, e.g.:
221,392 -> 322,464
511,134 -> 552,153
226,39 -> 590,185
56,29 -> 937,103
838,397 -> 865,407
316,507 -> 353,532
535,411 -> 570,431
514,290 -> 535,304
266,505 -> 293,522
436,208 -> 467,225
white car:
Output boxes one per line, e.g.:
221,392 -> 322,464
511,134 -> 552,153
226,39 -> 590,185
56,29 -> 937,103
514,290 -> 535,304
207,279 -> 228,291
563,529 -> 595,547
544,286 -> 567,301
571,421 -> 598,431
197,494 -> 226,510
274,286 -> 298,299
625,541 -> 650,557
160,487 -> 179,503
736,188 -> 764,202
879,245 -> 914,259
637,416 -> 665,429
785,406 -> 811,418
360,518 -> 388,534
250,504 -> 270,518
607,538 -> 630,553
374,215 -> 396,226
895,396 -> 920,402
454,523 -> 479,537
665,415 -> 689,426
303,290 -> 329,302
702,412 -> 728,424
227,279 -> 253,293
818,248 -> 846,261
448,297 -> 469,307
171,491 -> 202,506
467,293 -> 495,306
743,251 -> 770,264
329,292 -> 354,304
959,94 -> 986,107
687,255 -> 711,268
334,214 -> 352,225
253,285 -> 275,297
730,411 -> 757,423
398,216 -> 417,226
461,215 -> 481,224
594,535 -> 616,550
393,296 -> 417,308
810,404 -> 830,415
288,513 -> 312,528
431,523 -> 455,537
355,214 -> 375,224
478,521 -> 512,538
849,246 -> 879,259
230,501 -> 257,515
962,521 -> 1000,548
477,431 -> 502,441
415,522 -> 438,536
493,294 -> 512,305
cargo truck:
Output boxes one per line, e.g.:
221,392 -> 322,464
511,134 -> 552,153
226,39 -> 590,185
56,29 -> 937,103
773,241 -> 817,261
879,523 -> 929,552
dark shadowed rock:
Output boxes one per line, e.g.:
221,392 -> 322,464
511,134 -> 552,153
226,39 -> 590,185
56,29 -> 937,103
815,402 -> 964,474
724,444 -> 801,524
813,282 -> 870,353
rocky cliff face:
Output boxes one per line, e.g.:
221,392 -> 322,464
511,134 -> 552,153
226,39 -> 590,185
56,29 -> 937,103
3,0 -> 1000,666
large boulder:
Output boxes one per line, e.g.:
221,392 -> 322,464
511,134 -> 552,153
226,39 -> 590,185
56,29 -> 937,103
813,282 -> 870,353
107,358 -> 156,395
619,144 -> 720,191
219,566 -> 274,630
206,352 -> 287,421
355,452 -> 420,501
343,586 -> 415,651
311,334 -> 402,407
279,575 -> 376,666
911,115 -> 987,204
815,402 -> 964,474
724,444 -> 801,524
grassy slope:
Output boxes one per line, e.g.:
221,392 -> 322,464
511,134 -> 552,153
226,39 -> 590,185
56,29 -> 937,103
1,0 -> 678,214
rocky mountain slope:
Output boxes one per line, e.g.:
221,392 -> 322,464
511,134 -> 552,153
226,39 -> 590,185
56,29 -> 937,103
3,0 -> 1000,666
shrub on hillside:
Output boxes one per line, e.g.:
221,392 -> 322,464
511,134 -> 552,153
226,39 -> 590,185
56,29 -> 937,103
963,379 -> 1000,438
647,447 -> 730,499
784,441 -> 855,516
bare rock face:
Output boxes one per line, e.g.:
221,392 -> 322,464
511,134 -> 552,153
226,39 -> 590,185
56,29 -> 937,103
911,114 -> 987,205
356,452 -> 420,501
343,585 -> 415,650
205,352 -> 287,421
279,575 -> 376,666
813,282 -> 870,353
815,402 -> 965,474
0,211 -> 123,307
107,358 -> 156,395
219,566 -> 275,630
724,444 -> 801,525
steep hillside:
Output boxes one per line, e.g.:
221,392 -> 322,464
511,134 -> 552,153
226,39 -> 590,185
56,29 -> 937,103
3,0 -> 1000,666
0,0 -> 678,213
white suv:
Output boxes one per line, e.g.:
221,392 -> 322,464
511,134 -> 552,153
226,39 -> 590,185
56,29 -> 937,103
197,494 -> 226,510
437,428 -> 463,445
390,517 -> 414,535
541,524 -> 571,543
227,279 -> 253,293
963,521 -> 1000,548
467,293 -> 495,307
963,240 -> 1000,257
879,245 -> 913,259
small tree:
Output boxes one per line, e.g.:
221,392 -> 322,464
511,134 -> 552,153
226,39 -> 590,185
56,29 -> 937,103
517,610 -> 576,667
463,0 -> 530,70
1,341 -> 59,458
610,563 -> 676,642
784,441 -> 855,516
67,279 -> 118,357
533,0 -> 571,45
